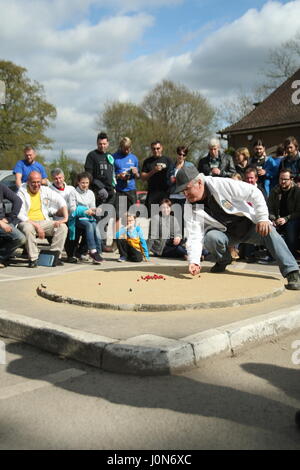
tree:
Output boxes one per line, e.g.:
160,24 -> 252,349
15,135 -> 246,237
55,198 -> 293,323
218,30 -> 300,132
98,101 -> 149,158
0,60 -> 56,169
217,87 -> 267,129
46,150 -> 83,185
142,80 -> 215,161
97,80 -> 215,164
263,29 -> 300,91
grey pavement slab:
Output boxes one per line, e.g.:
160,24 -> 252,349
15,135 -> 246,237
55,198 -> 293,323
1,254 -> 300,374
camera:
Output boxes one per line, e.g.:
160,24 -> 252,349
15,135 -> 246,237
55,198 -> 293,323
124,168 -> 134,179
157,163 -> 167,170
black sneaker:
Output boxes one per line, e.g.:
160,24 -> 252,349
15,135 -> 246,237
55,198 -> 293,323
29,260 -> 38,268
286,271 -> 300,290
56,259 -> 64,266
210,260 -> 232,273
89,252 -> 103,264
66,257 -> 78,264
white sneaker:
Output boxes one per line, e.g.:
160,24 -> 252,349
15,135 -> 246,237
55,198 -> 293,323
79,254 -> 90,262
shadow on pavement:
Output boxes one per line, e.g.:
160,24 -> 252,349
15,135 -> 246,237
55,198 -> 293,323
4,341 -> 300,445
242,362 -> 300,402
96,264 -> 279,281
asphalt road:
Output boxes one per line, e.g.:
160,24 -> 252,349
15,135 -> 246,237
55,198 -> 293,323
0,330 -> 300,450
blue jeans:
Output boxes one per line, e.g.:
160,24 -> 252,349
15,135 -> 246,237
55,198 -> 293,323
204,225 -> 298,278
0,224 -> 26,262
76,219 -> 101,253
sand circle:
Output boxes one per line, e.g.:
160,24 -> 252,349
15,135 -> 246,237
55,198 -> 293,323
37,266 -> 284,312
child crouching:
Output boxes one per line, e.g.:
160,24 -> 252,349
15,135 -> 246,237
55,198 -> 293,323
116,213 -> 149,262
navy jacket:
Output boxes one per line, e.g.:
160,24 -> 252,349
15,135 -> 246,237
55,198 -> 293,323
0,183 -> 22,225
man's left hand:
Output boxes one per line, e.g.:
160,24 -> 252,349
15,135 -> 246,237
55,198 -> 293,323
0,220 -> 12,233
256,221 -> 271,237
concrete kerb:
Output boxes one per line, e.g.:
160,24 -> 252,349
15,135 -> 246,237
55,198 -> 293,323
1,306 -> 300,375
0,309 -> 117,369
36,285 -> 285,312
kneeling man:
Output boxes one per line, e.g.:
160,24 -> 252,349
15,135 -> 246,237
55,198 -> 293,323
17,171 -> 68,267
175,165 -> 300,290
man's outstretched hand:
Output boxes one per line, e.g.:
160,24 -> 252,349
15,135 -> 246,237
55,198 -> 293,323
256,221 -> 271,237
189,263 -> 201,276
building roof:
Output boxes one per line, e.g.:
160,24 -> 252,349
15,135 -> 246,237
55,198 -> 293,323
222,68 -> 300,134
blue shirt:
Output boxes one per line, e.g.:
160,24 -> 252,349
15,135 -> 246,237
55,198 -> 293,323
113,152 -> 139,192
264,156 -> 283,196
13,160 -> 48,183
116,225 -> 149,259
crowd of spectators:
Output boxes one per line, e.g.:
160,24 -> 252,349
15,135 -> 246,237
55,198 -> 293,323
0,134 -> 300,269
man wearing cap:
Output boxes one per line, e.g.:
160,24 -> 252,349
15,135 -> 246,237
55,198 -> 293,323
175,165 -> 300,290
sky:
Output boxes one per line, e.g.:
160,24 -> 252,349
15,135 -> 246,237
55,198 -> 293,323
0,0 -> 300,162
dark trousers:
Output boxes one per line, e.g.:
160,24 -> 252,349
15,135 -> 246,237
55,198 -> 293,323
146,190 -> 169,215
162,243 -> 187,258
117,239 -> 143,262
115,190 -> 137,220
277,219 -> 300,258
161,239 -> 187,258
65,227 -> 86,258
0,224 -> 25,261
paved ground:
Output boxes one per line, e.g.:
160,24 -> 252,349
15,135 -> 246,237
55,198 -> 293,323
0,331 -> 299,450
0,253 -> 299,338
1,251 -> 300,374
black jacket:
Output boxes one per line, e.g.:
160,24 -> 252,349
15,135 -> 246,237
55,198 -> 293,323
268,183 -> 300,222
0,183 -> 22,225
84,150 -> 115,203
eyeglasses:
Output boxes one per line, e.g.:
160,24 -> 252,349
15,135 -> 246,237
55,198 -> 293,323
280,178 -> 291,181
177,152 -> 186,156
152,147 -> 161,151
